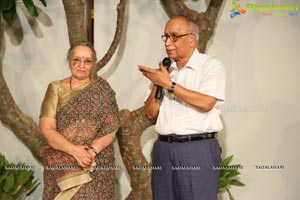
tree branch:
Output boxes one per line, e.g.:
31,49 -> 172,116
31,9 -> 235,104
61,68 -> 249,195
0,16 -> 46,164
117,107 -> 156,200
95,0 -> 127,72
62,0 -> 85,45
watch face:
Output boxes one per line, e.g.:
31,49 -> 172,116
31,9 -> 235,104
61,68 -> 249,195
168,87 -> 174,93
168,82 -> 176,93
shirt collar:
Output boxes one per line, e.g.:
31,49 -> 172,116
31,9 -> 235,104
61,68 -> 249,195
171,49 -> 201,71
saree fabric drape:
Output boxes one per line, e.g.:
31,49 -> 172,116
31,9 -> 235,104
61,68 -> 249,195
41,77 -> 119,200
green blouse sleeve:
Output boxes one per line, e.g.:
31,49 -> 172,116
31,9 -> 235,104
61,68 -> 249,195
40,81 -> 60,119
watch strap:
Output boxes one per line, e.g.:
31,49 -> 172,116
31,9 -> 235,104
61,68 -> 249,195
167,82 -> 176,93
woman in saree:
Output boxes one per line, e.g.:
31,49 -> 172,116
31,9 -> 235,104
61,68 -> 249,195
39,41 -> 119,199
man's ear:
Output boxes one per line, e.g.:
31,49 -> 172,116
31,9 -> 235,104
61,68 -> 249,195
189,34 -> 197,47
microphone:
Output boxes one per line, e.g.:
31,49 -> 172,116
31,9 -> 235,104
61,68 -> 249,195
155,57 -> 171,99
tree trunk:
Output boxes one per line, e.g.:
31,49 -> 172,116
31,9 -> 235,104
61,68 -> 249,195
95,0 -> 127,72
0,16 -> 46,164
62,0 -> 85,45
160,0 -> 223,53
117,107 -> 156,200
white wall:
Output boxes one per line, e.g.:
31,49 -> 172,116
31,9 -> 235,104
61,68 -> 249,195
1,0 -> 299,199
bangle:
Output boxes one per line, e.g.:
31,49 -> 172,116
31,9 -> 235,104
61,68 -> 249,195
89,146 -> 97,156
167,82 -> 176,94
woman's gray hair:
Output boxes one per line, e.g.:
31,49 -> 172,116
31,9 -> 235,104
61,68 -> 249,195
67,41 -> 97,62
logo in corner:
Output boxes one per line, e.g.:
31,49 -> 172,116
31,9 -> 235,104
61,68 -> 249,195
230,2 -> 246,19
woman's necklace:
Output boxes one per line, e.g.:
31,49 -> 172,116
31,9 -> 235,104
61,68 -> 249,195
69,77 -> 73,90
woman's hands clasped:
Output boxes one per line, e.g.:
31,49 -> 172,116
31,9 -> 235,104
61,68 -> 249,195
69,144 -> 96,168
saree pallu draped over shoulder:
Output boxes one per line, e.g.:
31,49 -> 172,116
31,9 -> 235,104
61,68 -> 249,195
42,77 -> 119,200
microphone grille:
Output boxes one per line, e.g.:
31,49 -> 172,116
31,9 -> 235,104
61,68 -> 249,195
162,57 -> 171,68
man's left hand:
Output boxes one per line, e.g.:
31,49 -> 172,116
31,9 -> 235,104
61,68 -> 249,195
138,61 -> 173,89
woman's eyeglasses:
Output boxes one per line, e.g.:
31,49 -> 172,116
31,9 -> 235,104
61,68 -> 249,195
71,58 -> 93,67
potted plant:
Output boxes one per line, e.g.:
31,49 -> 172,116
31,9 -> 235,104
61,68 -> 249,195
0,153 -> 39,200
218,155 -> 245,200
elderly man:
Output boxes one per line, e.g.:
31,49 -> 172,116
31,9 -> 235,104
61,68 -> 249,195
138,15 -> 225,200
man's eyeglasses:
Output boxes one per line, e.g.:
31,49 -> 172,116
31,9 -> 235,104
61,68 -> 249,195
71,58 -> 93,67
161,33 -> 193,42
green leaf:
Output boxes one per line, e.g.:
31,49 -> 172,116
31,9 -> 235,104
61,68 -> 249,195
0,170 -> 10,185
150,151 -> 153,165
22,0 -> 38,16
0,0 -> 14,11
0,192 -> 7,200
3,173 -> 15,192
2,1 -> 16,24
0,154 -> 10,167
221,155 -> 234,166
12,170 -> 25,195
230,179 -> 245,187
218,179 -> 230,190
14,168 -> 33,187
39,0 -> 47,7
220,169 -> 231,178
14,186 -> 27,200
227,170 -> 240,177
25,179 -> 40,195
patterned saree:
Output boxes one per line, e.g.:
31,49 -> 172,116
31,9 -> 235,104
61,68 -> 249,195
40,77 -> 119,200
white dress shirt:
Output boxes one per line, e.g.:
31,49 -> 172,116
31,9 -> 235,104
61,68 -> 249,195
155,49 -> 226,135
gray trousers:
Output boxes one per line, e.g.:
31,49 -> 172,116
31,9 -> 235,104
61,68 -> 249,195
151,137 -> 221,200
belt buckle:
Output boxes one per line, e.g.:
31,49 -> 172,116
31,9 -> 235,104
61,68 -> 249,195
167,136 -> 172,143
168,135 -> 177,143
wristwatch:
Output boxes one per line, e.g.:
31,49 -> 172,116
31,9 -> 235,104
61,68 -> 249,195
167,82 -> 176,93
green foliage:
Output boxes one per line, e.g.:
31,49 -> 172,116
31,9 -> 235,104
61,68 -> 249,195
1,0 -> 16,23
0,153 -> 39,200
218,155 -> 245,200
0,0 -> 47,24
23,0 -> 38,17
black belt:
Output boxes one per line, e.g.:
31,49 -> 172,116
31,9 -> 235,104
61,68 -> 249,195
158,132 -> 217,143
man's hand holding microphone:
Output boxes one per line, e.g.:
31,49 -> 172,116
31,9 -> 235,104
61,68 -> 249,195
138,57 -> 172,99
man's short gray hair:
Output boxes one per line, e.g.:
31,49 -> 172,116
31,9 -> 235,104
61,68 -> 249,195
173,15 -> 199,43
